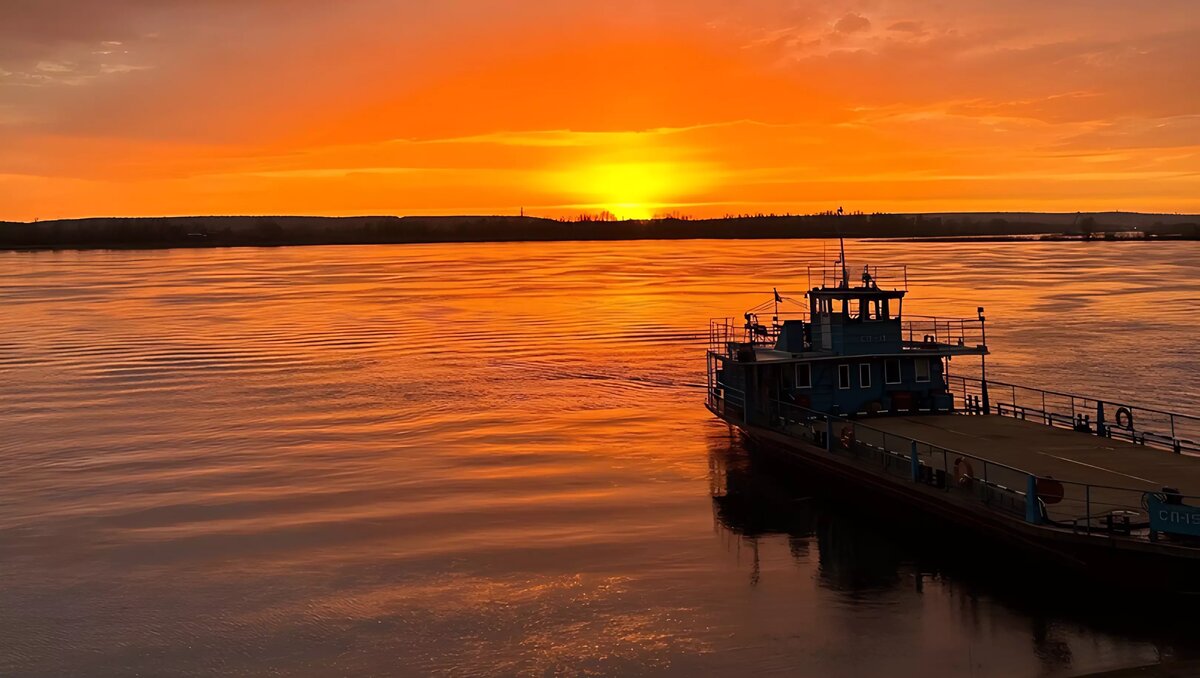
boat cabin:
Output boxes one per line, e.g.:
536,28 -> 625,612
708,263 -> 988,424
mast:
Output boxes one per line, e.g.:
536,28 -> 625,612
978,306 -> 990,413
839,236 -> 848,288
835,206 -> 848,288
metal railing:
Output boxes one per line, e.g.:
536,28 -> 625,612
808,263 -> 909,291
704,383 -> 1200,544
947,375 -> 1200,456
902,316 -> 986,349
769,398 -> 1032,520
709,314 -> 808,355
710,386 -> 745,418
710,314 -> 984,356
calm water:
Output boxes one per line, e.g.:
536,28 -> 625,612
2,239 -> 1199,677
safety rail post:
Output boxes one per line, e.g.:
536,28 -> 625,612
1025,475 -> 1041,524
1096,401 -> 1107,438
910,441 -> 920,482
825,418 -> 833,452
1085,485 -> 1091,535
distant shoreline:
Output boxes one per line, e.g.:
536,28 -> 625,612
2,212 -> 1197,251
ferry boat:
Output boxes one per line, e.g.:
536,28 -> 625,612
705,246 -> 1200,591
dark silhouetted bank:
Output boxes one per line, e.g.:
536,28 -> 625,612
1,212 -> 1198,250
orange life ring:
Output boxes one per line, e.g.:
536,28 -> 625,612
953,456 -> 975,488
840,426 -> 855,449
1036,476 -> 1065,505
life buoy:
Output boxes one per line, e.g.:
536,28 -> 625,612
1036,476 -> 1065,505
840,426 -> 855,449
1115,406 -> 1134,430
953,456 -> 975,488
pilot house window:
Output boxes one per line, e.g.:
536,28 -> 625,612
915,358 -> 931,383
838,364 -> 851,390
885,359 -> 901,384
859,363 -> 872,389
795,363 -> 812,389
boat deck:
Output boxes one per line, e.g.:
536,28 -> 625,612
865,414 -> 1200,523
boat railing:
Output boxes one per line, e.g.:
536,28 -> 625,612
708,315 -> 985,355
765,398 -> 1034,519
807,263 -> 908,291
946,375 -> 1200,456
707,389 -> 1200,543
901,316 -> 986,349
1048,481 -> 1155,535
708,318 -> 736,354
708,314 -> 809,354
706,381 -> 745,420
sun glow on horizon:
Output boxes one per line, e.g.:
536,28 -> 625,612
551,160 -> 717,220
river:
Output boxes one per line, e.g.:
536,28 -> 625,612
2,239 -> 1199,676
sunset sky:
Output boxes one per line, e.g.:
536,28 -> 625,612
2,0 -> 1198,221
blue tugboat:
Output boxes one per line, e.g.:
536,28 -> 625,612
706,244 -> 1200,591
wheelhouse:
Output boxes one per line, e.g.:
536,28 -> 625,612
707,262 -> 989,424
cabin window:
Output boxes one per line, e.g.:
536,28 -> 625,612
859,363 -> 872,389
795,363 -> 812,389
885,359 -> 901,384
915,358 -> 931,383
866,299 -> 881,321
838,364 -> 851,390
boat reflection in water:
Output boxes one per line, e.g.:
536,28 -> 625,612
707,431 -> 1200,676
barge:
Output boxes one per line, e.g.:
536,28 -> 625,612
705,251 -> 1200,591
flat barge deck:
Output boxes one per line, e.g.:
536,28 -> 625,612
865,414 -> 1199,522
867,414 -> 1183,491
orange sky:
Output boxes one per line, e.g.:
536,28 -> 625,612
2,1 -> 1198,221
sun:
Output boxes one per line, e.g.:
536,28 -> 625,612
583,162 -> 673,219
602,202 -> 656,220
551,161 -> 709,220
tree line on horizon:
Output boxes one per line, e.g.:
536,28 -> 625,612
1,213 -> 1197,250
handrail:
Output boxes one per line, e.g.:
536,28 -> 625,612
946,375 -> 1200,456
955,375 -> 1200,423
776,397 -> 1200,531
766,397 -> 1035,521
807,263 -> 909,291
706,378 -> 1200,541
773,398 -> 1032,479
903,314 -> 983,323
709,316 -> 985,355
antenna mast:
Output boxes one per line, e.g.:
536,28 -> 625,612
836,206 -> 848,288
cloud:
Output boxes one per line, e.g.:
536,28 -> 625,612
833,13 -> 871,35
887,21 -> 926,36
1053,115 -> 1200,151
